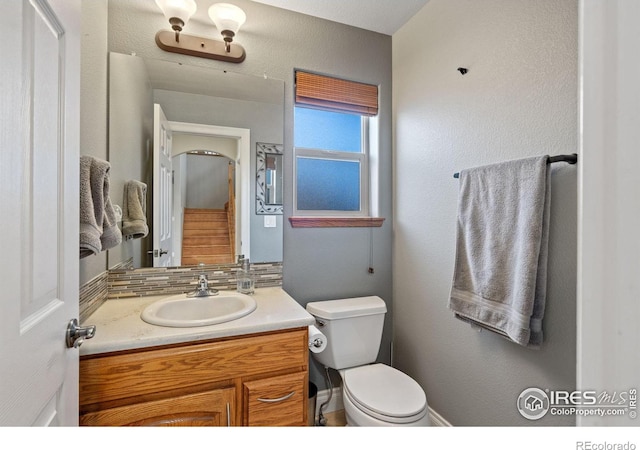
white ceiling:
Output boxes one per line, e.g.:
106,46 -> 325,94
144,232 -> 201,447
249,0 -> 430,35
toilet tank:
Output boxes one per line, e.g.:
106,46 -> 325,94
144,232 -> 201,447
306,296 -> 387,370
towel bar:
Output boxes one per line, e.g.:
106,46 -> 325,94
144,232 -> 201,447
453,153 -> 578,179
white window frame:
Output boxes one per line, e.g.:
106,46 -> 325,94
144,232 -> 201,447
293,115 -> 370,217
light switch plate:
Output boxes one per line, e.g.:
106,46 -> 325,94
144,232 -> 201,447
264,215 -> 277,228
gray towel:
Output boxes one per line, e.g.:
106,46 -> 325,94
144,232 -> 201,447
92,158 -> 122,252
122,180 -> 148,239
79,156 -> 122,258
448,156 -> 551,348
79,156 -> 101,258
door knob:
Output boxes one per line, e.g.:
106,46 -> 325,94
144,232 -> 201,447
66,318 -> 96,349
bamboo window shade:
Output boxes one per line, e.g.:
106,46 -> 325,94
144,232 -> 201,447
295,71 -> 379,116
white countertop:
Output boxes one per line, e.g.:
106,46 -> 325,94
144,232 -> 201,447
80,287 -> 315,356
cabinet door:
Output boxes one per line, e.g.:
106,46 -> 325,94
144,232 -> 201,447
244,372 -> 307,426
80,388 -> 235,426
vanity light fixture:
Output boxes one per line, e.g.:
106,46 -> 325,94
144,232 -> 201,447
208,3 -> 246,53
155,1 -> 247,63
155,0 -> 197,42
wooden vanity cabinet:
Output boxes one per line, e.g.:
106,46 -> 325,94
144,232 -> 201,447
79,328 -> 308,427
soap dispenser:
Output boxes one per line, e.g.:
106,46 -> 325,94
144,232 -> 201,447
237,257 -> 255,294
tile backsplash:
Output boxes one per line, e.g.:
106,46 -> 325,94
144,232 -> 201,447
79,260 -> 283,323
79,271 -> 109,322
108,262 -> 282,298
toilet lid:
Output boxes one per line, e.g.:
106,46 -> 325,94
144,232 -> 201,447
342,364 -> 427,420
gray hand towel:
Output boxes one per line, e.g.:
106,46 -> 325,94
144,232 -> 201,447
122,180 -> 149,239
91,158 -> 122,252
79,156 -> 101,258
79,156 -> 122,258
448,155 -> 551,348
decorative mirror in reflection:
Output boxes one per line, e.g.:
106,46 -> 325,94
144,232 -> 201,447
256,142 -> 283,214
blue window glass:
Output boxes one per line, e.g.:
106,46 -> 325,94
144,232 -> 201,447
294,106 -> 366,214
296,158 -> 360,211
294,107 -> 361,153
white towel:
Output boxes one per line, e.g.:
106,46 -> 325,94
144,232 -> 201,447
122,180 -> 149,239
448,156 -> 551,348
79,156 -> 122,258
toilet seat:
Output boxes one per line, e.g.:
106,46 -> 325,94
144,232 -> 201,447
341,364 -> 428,424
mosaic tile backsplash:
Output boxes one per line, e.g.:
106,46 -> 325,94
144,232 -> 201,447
79,271 -> 109,322
108,262 -> 283,298
79,260 -> 282,323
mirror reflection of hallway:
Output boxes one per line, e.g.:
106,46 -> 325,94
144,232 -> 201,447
174,151 -> 236,266
107,52 -> 282,268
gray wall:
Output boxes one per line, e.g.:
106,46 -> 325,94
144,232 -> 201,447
104,0 -> 393,389
107,52 -> 153,269
393,0 -> 578,426
79,0 -> 109,285
80,0 -> 577,425
185,155 -> 229,209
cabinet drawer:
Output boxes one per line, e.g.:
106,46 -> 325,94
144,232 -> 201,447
243,372 -> 307,426
80,387 -> 236,426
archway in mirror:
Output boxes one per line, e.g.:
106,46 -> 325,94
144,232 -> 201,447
158,121 -> 250,268
172,144 -> 235,266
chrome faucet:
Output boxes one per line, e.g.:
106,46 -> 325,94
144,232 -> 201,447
188,270 -> 219,298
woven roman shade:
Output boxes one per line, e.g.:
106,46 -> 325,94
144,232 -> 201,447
295,71 -> 378,116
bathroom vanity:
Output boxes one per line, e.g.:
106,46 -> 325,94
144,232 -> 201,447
79,287 -> 314,426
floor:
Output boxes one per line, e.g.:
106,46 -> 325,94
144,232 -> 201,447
317,409 -> 346,426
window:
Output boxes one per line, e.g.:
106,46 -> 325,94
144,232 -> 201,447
294,107 -> 367,214
293,71 -> 378,220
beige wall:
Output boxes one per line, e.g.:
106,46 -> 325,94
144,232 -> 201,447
392,0 -> 579,425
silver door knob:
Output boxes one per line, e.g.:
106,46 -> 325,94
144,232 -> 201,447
66,318 -> 96,349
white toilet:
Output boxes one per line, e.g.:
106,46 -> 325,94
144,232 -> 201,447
306,296 -> 430,426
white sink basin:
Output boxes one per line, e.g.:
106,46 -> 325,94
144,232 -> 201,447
140,292 -> 257,328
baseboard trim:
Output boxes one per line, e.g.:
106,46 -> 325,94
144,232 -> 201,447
315,387 -> 343,418
314,388 -> 452,427
428,406 -> 452,427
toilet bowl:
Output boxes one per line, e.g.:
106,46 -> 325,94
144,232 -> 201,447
306,296 -> 430,427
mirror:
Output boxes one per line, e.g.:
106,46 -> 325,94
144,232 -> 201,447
256,143 -> 283,214
107,52 -> 284,269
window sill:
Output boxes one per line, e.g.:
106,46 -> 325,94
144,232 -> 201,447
288,217 -> 385,228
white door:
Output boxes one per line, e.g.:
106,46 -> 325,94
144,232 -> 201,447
0,0 -> 81,426
153,104 -> 173,267
579,0 -> 640,426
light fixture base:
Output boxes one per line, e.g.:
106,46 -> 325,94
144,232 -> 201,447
155,30 -> 246,63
